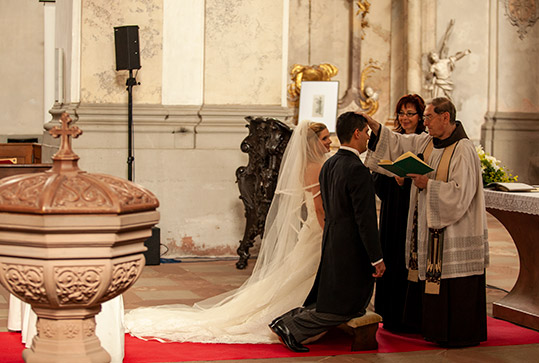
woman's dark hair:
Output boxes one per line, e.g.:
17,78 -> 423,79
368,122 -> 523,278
393,94 -> 426,134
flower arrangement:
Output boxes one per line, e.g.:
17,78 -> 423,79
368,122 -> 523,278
476,145 -> 517,186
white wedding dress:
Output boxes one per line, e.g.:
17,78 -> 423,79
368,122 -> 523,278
124,121 -> 328,344
124,191 -> 322,344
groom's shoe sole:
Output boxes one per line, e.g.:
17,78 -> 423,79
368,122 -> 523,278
269,319 -> 309,353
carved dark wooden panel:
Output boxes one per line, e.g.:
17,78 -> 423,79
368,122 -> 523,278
235,116 -> 292,269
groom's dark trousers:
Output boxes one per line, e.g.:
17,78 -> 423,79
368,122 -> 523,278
277,148 -> 382,343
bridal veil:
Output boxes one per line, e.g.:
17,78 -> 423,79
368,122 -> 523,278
124,120 -> 328,343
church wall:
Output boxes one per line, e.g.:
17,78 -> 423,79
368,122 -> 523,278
0,0 -> 44,139
429,0 -> 489,144
482,0 -> 539,183
287,0 -> 350,100
162,0 -> 204,105
80,0 -> 163,104
50,0 -> 294,260
203,0 -> 284,105
497,4 -> 539,113
361,0 -> 392,123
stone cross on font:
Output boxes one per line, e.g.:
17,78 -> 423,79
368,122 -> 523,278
49,112 -> 83,162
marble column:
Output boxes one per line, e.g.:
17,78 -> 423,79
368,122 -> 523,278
406,0 -> 422,94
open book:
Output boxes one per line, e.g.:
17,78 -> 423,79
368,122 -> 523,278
378,151 -> 434,177
485,182 -> 538,192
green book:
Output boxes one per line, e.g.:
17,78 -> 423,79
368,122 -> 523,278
377,151 -> 434,177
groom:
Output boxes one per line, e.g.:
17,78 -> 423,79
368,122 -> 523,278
269,112 -> 385,352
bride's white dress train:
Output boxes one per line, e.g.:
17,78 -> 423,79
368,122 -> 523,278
124,191 -> 322,344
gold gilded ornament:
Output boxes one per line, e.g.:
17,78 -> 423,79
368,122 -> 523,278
287,63 -> 339,106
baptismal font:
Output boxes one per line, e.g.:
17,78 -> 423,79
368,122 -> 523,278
0,113 -> 159,362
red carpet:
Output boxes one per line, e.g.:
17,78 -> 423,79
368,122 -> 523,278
1,317 -> 538,362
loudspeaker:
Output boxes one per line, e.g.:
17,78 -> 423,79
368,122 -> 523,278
114,25 -> 141,71
143,227 -> 161,265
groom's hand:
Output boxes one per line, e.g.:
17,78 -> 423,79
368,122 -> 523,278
373,261 -> 385,278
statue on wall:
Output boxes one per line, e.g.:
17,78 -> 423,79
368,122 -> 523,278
235,117 -> 292,269
425,19 -> 471,100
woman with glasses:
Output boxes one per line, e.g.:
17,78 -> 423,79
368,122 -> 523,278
372,94 -> 425,333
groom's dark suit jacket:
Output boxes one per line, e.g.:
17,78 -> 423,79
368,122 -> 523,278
305,149 -> 382,316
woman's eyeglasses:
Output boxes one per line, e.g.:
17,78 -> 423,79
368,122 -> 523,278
398,112 -> 418,118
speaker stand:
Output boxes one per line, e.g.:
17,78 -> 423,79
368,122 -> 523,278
126,70 -> 138,181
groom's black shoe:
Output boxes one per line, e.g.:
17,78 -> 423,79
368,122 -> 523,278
269,318 -> 309,353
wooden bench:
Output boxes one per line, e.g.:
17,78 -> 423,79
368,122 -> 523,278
338,311 -> 382,351
301,311 -> 382,351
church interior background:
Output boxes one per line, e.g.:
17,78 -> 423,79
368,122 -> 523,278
0,0 -> 538,260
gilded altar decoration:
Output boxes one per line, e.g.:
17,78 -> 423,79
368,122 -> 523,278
359,59 -> 381,116
504,0 -> 539,39
356,0 -> 371,40
287,63 -> 339,106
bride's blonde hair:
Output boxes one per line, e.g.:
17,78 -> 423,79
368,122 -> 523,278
308,122 -> 327,135
306,122 -> 328,162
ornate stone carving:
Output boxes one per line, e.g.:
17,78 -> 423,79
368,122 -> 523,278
55,266 -> 104,305
64,323 -> 81,339
93,174 -> 160,212
2,263 -> 48,304
50,175 -> 114,209
235,117 -> 292,269
0,113 -> 159,214
102,258 -> 143,301
37,319 -> 55,339
504,0 -> 539,39
0,175 -> 48,208
83,318 -> 97,337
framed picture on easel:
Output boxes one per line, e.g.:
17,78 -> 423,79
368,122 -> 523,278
298,81 -> 339,133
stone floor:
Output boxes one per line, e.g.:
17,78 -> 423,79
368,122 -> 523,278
1,213 -> 538,362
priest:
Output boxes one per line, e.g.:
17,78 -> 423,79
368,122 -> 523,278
362,97 -> 489,347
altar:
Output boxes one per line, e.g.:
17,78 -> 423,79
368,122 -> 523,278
484,189 -> 539,331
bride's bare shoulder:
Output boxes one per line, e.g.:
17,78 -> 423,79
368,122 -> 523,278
304,162 -> 323,185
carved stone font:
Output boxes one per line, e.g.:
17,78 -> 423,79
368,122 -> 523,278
0,112 -> 159,362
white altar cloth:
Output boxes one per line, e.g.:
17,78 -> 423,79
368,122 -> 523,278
484,189 -> 539,215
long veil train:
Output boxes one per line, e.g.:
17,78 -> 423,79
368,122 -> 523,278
124,121 -> 328,343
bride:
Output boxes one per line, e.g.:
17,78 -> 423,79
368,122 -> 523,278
124,120 -> 332,344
